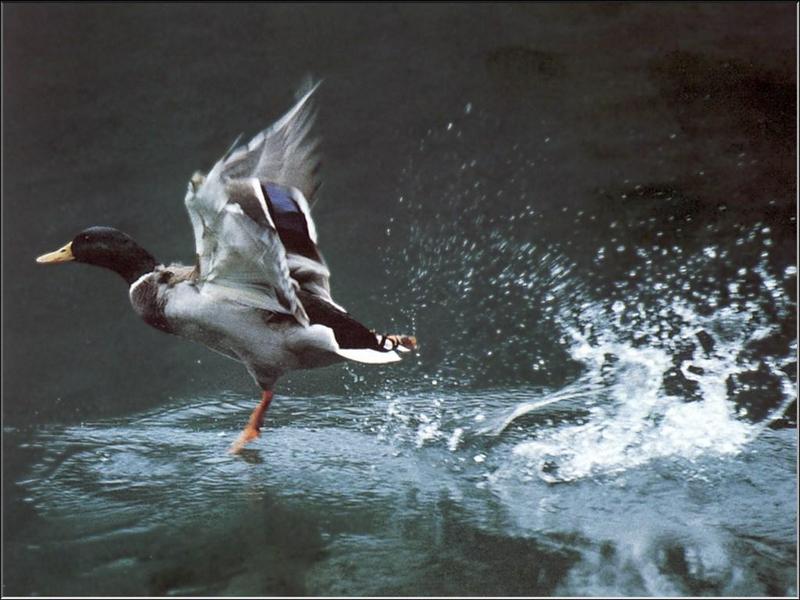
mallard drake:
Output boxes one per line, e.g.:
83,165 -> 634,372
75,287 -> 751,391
37,82 -> 416,453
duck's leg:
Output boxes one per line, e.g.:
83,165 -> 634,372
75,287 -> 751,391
229,390 -> 274,454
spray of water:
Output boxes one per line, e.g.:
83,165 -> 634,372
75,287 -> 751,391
377,113 -> 796,484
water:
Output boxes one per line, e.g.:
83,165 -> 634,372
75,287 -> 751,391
4,393 -> 796,595
3,4 -> 796,597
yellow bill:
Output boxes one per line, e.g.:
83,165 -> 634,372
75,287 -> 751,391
36,241 -> 74,264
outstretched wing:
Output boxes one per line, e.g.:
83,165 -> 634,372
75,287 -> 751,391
221,79 -> 322,202
185,176 -> 309,325
184,81 -> 340,324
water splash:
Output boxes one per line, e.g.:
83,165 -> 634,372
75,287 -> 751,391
378,119 -> 796,483
493,229 -> 796,482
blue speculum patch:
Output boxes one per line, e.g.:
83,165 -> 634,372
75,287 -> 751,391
263,182 -> 318,259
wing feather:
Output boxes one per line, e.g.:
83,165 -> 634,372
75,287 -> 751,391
184,80 -> 341,326
221,80 -> 322,202
185,177 -> 308,325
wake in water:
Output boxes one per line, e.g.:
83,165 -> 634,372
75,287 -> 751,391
376,112 -> 797,485
488,237 -> 796,483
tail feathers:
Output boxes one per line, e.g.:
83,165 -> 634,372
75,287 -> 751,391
336,348 -> 402,364
335,333 -> 417,364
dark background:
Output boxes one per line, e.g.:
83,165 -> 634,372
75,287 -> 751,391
4,3 -> 794,426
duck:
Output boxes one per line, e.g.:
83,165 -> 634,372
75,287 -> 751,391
36,82 -> 416,453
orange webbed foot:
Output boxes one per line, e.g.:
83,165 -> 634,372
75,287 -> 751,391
228,425 -> 260,454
